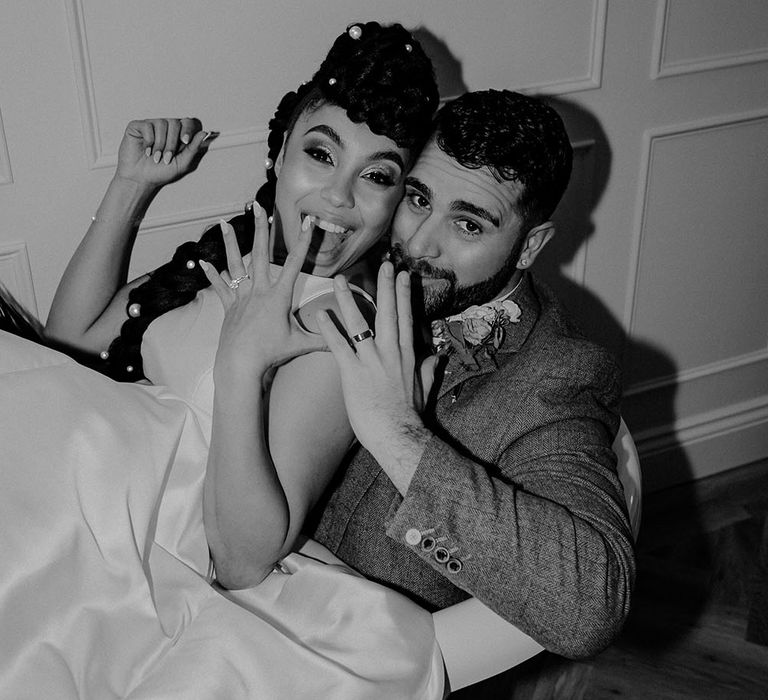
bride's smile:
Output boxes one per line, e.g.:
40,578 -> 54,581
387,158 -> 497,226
271,104 -> 408,276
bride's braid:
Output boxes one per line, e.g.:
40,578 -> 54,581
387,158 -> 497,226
100,22 -> 437,381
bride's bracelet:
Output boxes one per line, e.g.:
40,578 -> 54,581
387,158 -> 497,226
91,214 -> 143,227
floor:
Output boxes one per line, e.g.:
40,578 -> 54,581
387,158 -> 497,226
452,459 -> 768,699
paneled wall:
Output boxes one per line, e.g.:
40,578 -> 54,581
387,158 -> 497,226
1,1 -> 766,492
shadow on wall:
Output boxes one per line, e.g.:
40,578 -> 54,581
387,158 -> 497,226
412,28 -> 469,98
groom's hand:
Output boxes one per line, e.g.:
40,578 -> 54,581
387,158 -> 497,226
317,261 -> 436,495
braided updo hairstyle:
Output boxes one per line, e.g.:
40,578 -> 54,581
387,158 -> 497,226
101,22 -> 438,381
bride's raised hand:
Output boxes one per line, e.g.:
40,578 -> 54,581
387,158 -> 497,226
115,118 -> 217,188
200,204 -> 325,379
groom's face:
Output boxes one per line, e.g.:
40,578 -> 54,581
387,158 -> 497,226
390,140 -> 526,319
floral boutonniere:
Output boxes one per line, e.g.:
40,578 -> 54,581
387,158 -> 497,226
431,299 -> 522,370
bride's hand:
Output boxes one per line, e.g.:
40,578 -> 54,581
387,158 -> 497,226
115,118 -> 216,189
200,204 -> 325,379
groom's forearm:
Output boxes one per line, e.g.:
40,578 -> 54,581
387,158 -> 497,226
363,413 -> 431,496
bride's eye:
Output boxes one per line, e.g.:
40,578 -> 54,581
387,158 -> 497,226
305,146 -> 334,166
363,168 -> 396,187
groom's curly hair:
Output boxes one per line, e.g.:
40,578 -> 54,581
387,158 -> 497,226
100,22 -> 438,381
434,90 -> 573,231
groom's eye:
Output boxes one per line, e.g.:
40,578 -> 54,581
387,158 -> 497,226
405,190 -> 430,211
456,219 -> 482,236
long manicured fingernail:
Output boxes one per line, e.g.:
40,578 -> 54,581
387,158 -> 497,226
302,215 -> 311,232
219,218 -> 229,233
252,203 -> 261,219
382,261 -> 393,278
198,259 -> 210,271
163,151 -> 173,164
145,147 -> 152,157
335,274 -> 349,289
203,130 -> 220,141
181,133 -> 190,144
153,151 -> 162,163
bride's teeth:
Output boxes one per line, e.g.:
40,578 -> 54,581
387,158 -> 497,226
308,215 -> 349,235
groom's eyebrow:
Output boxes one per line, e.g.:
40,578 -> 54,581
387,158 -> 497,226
305,125 -> 404,171
405,176 -> 432,200
452,200 -> 500,227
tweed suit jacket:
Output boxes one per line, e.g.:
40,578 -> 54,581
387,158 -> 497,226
309,274 -> 635,658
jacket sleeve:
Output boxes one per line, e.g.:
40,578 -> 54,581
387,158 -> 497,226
384,354 -> 635,659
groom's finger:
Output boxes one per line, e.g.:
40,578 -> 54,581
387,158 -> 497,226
373,261 -> 398,351
316,309 -> 356,362
396,271 -> 416,395
332,275 -> 375,354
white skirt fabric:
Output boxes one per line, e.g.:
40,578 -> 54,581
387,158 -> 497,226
0,332 -> 443,699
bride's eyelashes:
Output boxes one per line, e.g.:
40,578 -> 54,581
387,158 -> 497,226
361,167 -> 397,187
302,143 -> 399,189
304,144 -> 334,166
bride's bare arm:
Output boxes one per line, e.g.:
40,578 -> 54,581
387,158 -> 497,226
202,211 -> 347,588
206,350 -> 352,589
45,118 -> 212,353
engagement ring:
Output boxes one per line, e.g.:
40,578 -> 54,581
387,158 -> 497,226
228,274 -> 249,289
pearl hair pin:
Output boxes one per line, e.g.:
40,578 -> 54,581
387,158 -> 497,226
264,157 -> 274,170
128,303 -> 141,318
186,260 -> 196,270
348,25 -> 362,40
328,78 -> 337,86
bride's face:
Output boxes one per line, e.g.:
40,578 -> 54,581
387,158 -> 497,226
271,103 -> 410,277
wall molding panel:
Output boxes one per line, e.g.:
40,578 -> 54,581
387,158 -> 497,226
528,0 -> 607,95
0,242 -> 38,317
64,0 -> 268,170
651,0 -> 768,79
635,395 -> 768,492
0,105 -> 12,186
138,202 -> 245,237
65,0 -> 105,169
624,107 -> 768,353
625,347 -> 768,397
623,108 -> 768,488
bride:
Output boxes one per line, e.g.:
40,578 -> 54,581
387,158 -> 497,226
44,21 -> 438,590
1,21 -> 445,699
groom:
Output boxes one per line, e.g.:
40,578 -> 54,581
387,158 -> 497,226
311,89 -> 635,660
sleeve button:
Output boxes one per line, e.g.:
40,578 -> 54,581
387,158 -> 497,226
420,536 -> 436,552
446,558 -> 463,574
405,528 -> 422,546
433,546 -> 450,563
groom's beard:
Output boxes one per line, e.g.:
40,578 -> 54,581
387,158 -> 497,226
389,243 -> 519,320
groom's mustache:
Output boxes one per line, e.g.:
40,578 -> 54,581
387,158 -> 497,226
388,243 -> 456,284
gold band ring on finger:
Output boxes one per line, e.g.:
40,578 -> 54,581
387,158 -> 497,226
351,329 -> 375,344
228,274 -> 250,289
